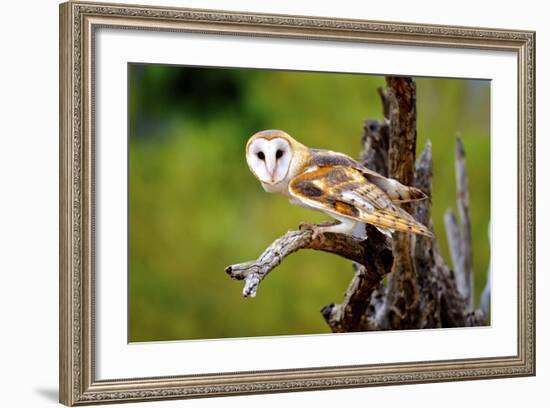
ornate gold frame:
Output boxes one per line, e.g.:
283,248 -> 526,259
59,1 -> 535,405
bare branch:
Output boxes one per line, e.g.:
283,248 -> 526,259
414,142 -> 442,328
444,137 -> 474,308
455,137 -> 474,308
225,228 -> 374,298
444,209 -> 463,278
377,86 -> 391,120
415,142 -> 435,270
360,119 -> 389,177
321,265 -> 375,333
321,225 -> 393,332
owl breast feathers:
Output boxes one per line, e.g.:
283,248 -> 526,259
245,130 -> 433,238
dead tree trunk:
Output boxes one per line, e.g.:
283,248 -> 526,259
225,76 -> 489,330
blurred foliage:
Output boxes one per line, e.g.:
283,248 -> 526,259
128,64 -> 490,342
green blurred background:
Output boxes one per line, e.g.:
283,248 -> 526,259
128,64 -> 490,342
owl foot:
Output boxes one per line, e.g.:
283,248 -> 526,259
299,221 -> 341,241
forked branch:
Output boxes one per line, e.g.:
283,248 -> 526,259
225,228 -> 379,298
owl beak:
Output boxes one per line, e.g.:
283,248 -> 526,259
270,166 -> 281,183
265,163 -> 277,184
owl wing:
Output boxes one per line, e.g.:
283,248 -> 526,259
357,167 -> 428,203
309,148 -> 428,203
288,165 -> 433,237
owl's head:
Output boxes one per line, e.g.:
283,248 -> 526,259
246,129 -> 303,185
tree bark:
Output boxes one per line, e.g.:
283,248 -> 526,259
376,77 -> 421,330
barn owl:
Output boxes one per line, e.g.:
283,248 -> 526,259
245,129 -> 433,239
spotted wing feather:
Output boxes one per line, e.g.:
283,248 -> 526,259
288,165 -> 433,237
359,167 -> 428,202
310,148 -> 428,203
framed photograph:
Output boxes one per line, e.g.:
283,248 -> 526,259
59,1 -> 535,405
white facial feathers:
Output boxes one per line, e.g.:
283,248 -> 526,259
246,137 -> 292,185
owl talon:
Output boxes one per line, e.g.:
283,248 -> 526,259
299,221 -> 341,242
311,227 -> 322,242
299,222 -> 320,240
313,228 -> 329,243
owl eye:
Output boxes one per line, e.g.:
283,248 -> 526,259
257,151 -> 265,160
275,150 -> 284,159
